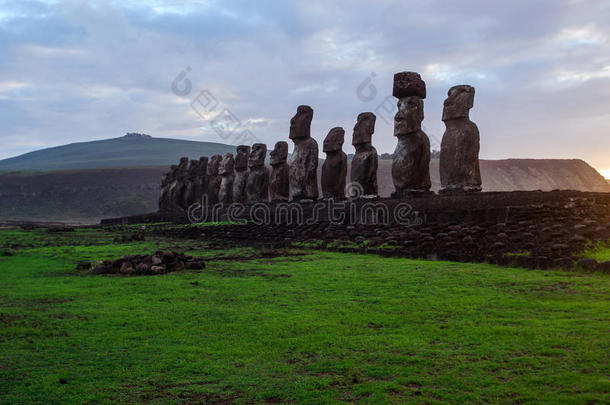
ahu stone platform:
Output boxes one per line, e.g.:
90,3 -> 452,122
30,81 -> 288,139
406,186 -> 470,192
102,190 -> 610,226
101,190 -> 610,271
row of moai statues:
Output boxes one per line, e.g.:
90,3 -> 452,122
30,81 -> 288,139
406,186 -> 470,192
159,71 -> 481,210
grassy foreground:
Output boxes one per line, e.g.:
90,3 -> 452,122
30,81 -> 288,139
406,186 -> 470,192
0,227 -> 609,404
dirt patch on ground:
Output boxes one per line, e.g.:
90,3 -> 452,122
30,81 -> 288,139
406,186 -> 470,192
528,282 -> 578,295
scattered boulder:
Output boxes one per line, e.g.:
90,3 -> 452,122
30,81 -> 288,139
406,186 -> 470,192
92,264 -> 114,275
47,226 -> 75,233
87,251 -> 205,276
76,261 -> 91,270
120,261 -> 134,275
113,233 -> 145,243
150,265 -> 166,274
135,262 -> 149,274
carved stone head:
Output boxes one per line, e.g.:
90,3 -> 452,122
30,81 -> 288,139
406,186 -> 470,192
177,157 -> 189,179
352,112 -> 376,146
289,105 -> 313,140
394,96 -> 424,136
323,127 -> 345,153
248,143 -> 267,168
235,145 -> 250,171
442,85 -> 475,121
270,141 -> 288,165
188,160 -> 199,177
163,165 -> 178,184
219,153 -> 235,175
208,154 -> 222,175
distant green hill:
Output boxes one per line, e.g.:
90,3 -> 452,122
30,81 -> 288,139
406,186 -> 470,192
0,133 -> 236,171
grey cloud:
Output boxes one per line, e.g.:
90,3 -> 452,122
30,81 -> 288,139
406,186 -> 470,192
0,0 -> 608,172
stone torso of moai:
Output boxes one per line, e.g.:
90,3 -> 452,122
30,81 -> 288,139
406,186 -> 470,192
288,105 -> 319,201
159,164 -> 178,211
269,141 -> 289,202
321,127 -> 347,199
246,143 -> 269,203
440,85 -> 482,193
172,157 -> 190,209
350,113 -> 378,197
391,72 -> 431,197
218,153 -> 235,205
232,145 -> 250,204
206,155 -> 222,205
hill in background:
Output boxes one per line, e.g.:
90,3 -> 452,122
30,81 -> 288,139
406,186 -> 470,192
0,133 -> 236,171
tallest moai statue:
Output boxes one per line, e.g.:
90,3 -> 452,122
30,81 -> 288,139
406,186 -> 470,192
391,72 -> 432,197
440,85 -> 482,193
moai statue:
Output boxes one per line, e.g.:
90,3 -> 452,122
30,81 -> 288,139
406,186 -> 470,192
206,154 -> 222,205
350,112 -> 378,197
321,127 -> 347,199
288,105 -> 318,201
159,164 -> 178,211
391,71 -> 432,197
440,85 -> 482,193
246,143 -> 269,203
269,141 -> 289,202
195,156 -> 208,204
218,153 -> 235,204
232,145 -> 250,204
172,157 -> 190,209
184,159 -> 201,206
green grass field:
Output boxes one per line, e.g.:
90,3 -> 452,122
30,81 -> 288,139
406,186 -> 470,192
1,227 -> 609,404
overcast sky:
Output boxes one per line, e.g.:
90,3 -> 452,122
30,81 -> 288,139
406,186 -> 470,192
1,0 -> 609,177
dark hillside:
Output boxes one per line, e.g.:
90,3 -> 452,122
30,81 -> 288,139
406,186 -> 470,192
0,134 -> 236,171
0,167 -> 164,223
